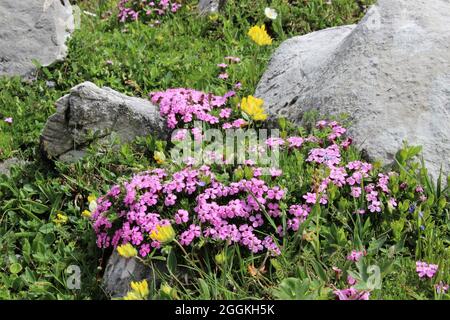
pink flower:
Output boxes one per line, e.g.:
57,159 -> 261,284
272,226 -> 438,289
219,108 -> 232,119
218,73 -> 229,79
232,119 -> 247,128
267,187 -> 285,200
175,209 -> 189,224
316,120 -> 327,128
347,250 -> 365,262
172,129 -> 188,141
416,261 -> 438,278
350,187 -> 362,198
4,117 -> 13,124
347,275 -> 357,286
334,288 -> 370,300
287,136 -> 304,148
341,137 -> 352,150
388,198 -> 397,208
303,192 -> 317,204
435,281 -> 449,294
269,167 -> 282,177
217,63 -> 228,68
265,137 -> 285,148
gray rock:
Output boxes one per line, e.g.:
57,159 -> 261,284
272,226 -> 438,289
0,158 -> 29,177
255,0 -> 450,180
102,251 -> 166,298
40,81 -> 167,161
0,0 -> 74,78
198,0 -> 226,14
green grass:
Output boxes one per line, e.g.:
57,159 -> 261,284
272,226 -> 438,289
3,0 -> 449,301
0,0 -> 372,161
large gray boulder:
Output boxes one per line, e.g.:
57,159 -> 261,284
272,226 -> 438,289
40,82 -> 167,162
0,0 -> 74,78
256,0 -> 450,179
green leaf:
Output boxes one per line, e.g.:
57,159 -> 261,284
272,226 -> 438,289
39,223 -> 54,234
166,249 -> 177,275
9,263 -> 23,274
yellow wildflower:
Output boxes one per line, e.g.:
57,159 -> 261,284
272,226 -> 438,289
154,151 -> 166,165
248,25 -> 272,46
123,279 -> 149,300
131,279 -> 149,297
117,243 -> 138,258
123,291 -> 141,300
53,212 -> 68,225
82,210 -> 92,218
160,283 -> 179,299
240,96 -> 268,121
150,223 -> 175,244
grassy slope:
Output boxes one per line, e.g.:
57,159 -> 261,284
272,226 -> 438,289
7,0 -> 447,301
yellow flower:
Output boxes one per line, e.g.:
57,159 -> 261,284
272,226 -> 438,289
123,291 -> 141,300
123,279 -> 149,300
240,96 -> 268,121
160,283 -> 179,299
154,151 -> 166,165
131,279 -> 149,297
87,194 -> 97,203
82,210 -> 92,218
53,212 -> 68,225
248,25 -> 272,46
150,223 -> 175,244
117,243 -> 138,258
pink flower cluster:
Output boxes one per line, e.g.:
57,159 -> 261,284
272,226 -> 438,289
416,261 -> 438,278
150,88 -> 238,129
334,287 -> 370,300
347,250 -> 366,262
118,0 -> 181,24
91,164 -> 303,257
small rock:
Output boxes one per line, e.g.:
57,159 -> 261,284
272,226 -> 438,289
102,251 -> 166,298
0,158 -> 29,177
198,0 -> 226,14
40,81 -> 167,161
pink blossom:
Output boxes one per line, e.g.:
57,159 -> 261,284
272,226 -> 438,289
287,136 -> 303,148
303,193 -> 317,204
269,167 -> 282,177
334,288 -> 370,300
175,209 -> 189,224
347,250 -> 365,262
350,187 -> 362,198
416,261 -> 438,278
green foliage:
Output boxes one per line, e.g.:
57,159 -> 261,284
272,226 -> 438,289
3,0 -> 450,301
